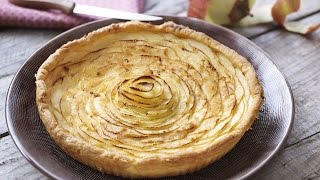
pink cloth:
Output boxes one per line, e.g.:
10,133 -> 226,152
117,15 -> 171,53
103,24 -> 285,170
0,0 -> 145,29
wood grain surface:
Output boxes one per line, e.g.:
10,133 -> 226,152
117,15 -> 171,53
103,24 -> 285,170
0,136 -> 46,179
1,0 -> 320,179
0,29 -> 62,135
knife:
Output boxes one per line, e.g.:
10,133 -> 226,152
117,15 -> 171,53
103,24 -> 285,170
9,0 -> 163,21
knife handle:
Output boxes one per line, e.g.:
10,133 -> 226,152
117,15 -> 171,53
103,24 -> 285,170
9,0 -> 75,14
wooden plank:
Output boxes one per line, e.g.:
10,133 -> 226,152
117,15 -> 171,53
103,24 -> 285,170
0,135 -> 46,179
0,75 -> 14,135
251,12 -> 320,147
250,132 -> 320,180
0,29 -> 61,135
0,29 -> 61,77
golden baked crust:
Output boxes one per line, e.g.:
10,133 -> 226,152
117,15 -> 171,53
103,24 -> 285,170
35,21 -> 263,178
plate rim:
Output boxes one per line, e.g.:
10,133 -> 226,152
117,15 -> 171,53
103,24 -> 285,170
6,16 -> 294,180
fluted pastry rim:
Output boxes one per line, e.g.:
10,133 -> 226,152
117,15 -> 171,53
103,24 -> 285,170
35,21 -> 263,178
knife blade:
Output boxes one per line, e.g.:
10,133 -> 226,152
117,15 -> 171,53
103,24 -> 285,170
9,0 -> 163,21
73,4 -> 162,21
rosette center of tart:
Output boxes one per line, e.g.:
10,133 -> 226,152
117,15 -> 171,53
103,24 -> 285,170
114,71 -> 192,127
129,76 -> 155,92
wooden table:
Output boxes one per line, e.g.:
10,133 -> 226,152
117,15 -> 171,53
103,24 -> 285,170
1,0 -> 320,179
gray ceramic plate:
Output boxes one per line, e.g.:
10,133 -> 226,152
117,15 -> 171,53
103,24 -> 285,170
6,16 -> 294,180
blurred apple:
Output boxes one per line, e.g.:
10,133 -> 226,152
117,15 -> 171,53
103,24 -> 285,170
188,0 -> 256,25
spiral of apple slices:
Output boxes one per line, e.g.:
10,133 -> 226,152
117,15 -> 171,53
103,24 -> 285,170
36,21 -> 263,177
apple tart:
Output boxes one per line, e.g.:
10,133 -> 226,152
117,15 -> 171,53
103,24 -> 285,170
36,21 -> 263,178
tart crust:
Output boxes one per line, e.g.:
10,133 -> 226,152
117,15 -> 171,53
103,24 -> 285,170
36,21 -> 263,178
